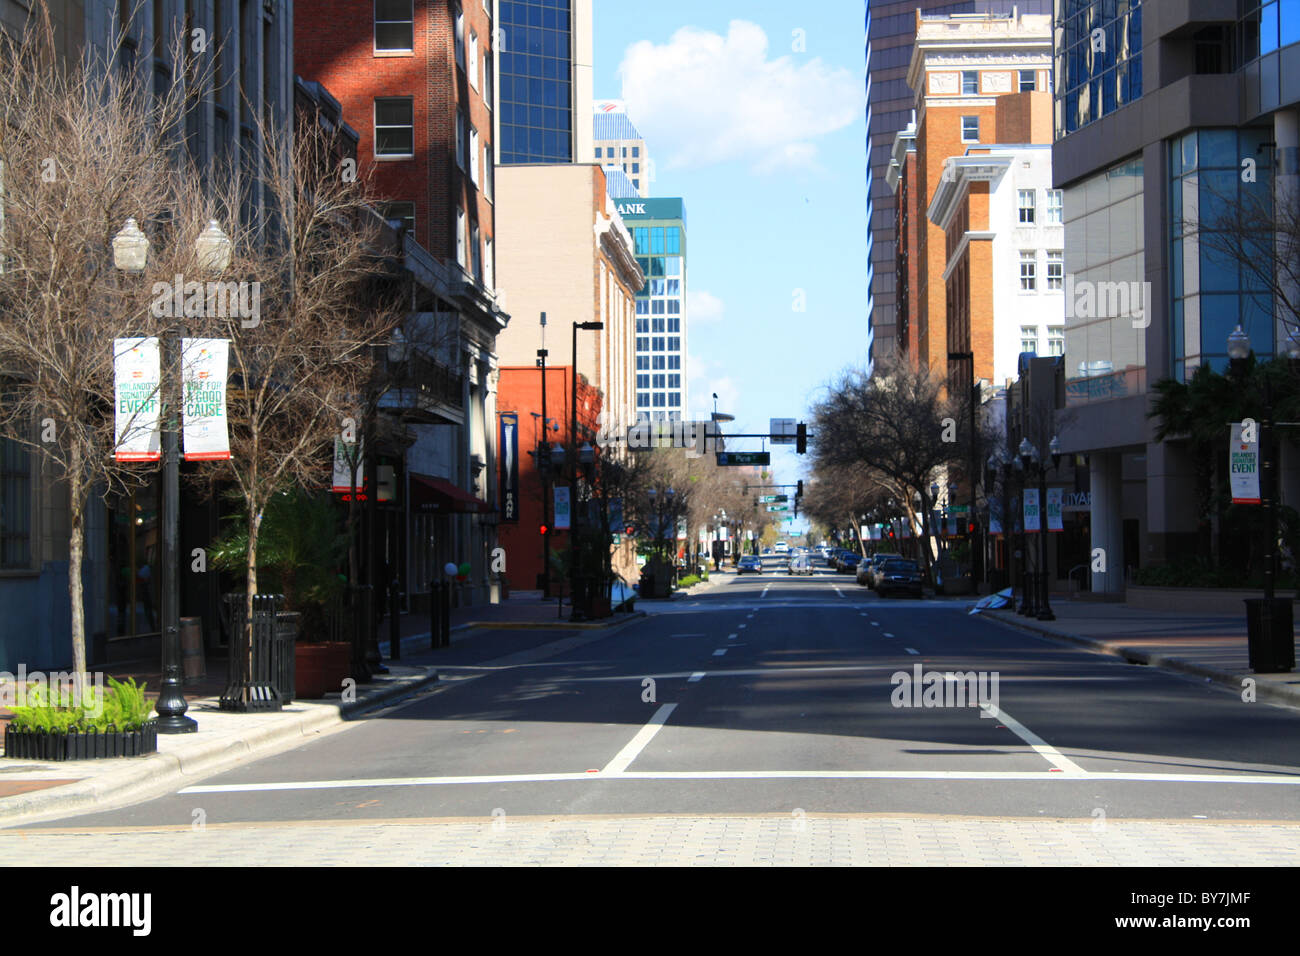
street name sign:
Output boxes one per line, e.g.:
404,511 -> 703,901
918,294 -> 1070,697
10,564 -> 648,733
717,452 -> 770,466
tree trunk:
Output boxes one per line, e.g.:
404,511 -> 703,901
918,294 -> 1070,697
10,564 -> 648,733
244,504 -> 263,680
66,465 -> 87,678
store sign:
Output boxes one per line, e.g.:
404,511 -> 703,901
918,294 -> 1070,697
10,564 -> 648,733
1046,487 -> 1064,532
1023,488 -> 1041,533
1230,423 -> 1261,504
181,338 -> 230,461
499,413 -> 519,523
114,337 -> 161,462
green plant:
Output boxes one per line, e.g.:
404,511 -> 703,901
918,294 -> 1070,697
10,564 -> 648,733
8,677 -> 152,733
678,574 -> 701,588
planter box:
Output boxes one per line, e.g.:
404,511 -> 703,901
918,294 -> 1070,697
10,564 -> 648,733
4,721 -> 158,761
295,642 -> 352,699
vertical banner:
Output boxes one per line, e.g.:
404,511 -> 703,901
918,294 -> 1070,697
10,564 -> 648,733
988,498 -> 1003,536
1230,423 -> 1261,504
181,338 -> 230,461
499,412 -> 519,523
1023,488 -> 1041,533
114,337 -> 161,461
1046,487 -> 1064,532
553,486 -> 571,530
332,438 -> 364,493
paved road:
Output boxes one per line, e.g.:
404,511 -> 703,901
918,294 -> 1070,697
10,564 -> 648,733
6,567 -> 1300,865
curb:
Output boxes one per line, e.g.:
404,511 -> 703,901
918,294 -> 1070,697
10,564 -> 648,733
985,610 -> 1300,708
0,667 -> 441,828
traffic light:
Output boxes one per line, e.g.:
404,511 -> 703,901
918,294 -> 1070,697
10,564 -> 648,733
796,480 -> 804,498
539,524 -> 548,536
796,423 -> 807,454
625,526 -> 635,536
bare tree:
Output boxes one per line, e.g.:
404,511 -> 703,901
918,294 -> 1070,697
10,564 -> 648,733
811,355 -> 966,576
0,11 -> 199,675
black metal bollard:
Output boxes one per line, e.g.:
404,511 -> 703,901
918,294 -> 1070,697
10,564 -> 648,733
439,581 -> 452,648
389,578 -> 402,661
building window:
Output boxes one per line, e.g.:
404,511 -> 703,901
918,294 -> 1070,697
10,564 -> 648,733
652,337 -> 664,351
374,97 -> 414,156
637,336 -> 649,352
961,116 -> 979,142
631,163 -> 639,174
668,393 -> 680,407
637,393 -> 649,408
0,434 -> 31,569
470,127 -> 480,185
1021,325 -> 1038,354
636,356 -> 649,370
962,70 -> 978,94
1018,189 -> 1036,224
374,0 -> 414,52
457,111 -> 468,170
1019,69 -> 1036,92
484,143 -> 494,200
652,374 -> 665,389
456,207 -> 467,269
652,355 -> 666,370
632,179 -> 639,189
1048,327 -> 1064,356
594,147 -> 602,158
632,146 -> 640,157
667,318 -> 680,333
668,374 -> 680,389
1047,251 -> 1064,290
1046,189 -> 1063,224
484,237 -> 493,290
380,201 -> 415,234
484,46 -> 493,110
622,147 -> 627,157
469,32 -> 479,89
470,221 -> 482,281
667,356 -> 680,369
668,336 -> 680,351
455,8 -> 465,68
1019,251 -> 1036,291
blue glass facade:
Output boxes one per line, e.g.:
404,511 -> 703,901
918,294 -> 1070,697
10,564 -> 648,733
1168,128 -> 1277,379
619,199 -> 687,421
1054,0 -> 1143,137
499,0 -> 574,164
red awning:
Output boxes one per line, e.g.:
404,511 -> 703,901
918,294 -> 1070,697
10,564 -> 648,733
410,473 -> 492,514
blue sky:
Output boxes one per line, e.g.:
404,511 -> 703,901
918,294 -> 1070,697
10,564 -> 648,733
594,1 -> 867,531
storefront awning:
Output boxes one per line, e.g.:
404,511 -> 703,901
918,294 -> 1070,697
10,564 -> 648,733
410,473 -> 492,514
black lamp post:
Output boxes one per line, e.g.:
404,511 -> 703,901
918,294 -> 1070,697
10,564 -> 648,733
114,218 -> 234,733
1012,455 -> 1035,615
1228,323 -> 1296,671
537,311 -> 550,596
1020,435 -> 1061,621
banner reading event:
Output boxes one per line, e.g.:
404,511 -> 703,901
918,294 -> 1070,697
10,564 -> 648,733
1023,488 -> 1041,533
114,337 -> 161,462
181,338 -> 231,461
1230,422 -> 1261,504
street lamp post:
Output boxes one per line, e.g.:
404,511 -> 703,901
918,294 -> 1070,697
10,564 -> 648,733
1012,456 -> 1035,616
537,312 -> 550,596
1020,436 -> 1060,621
569,320 -> 603,621
113,219 -> 234,733
1227,324 -> 1296,671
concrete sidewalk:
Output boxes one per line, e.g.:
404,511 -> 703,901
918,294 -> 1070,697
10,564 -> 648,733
985,599 -> 1300,706
0,604 -> 647,828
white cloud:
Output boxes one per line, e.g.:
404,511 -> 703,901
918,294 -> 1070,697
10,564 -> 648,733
618,21 -> 859,173
688,289 -> 725,322
688,356 -> 740,421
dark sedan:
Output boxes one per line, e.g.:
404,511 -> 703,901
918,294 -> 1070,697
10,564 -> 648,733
836,552 -> 862,574
874,558 -> 923,598
737,555 -> 763,574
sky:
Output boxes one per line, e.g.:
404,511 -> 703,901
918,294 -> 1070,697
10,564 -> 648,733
593,1 -> 867,535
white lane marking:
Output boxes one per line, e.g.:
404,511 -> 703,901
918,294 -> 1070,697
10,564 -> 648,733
712,649 -> 727,657
738,624 -> 747,629
860,612 -> 869,617
871,622 -> 881,627
179,769 -> 1300,794
884,633 -> 895,638
904,648 -> 919,655
600,703 -> 679,775
834,587 -> 844,598
671,633 -> 707,638
984,703 -> 1087,775
687,672 -> 705,683
727,632 -> 737,640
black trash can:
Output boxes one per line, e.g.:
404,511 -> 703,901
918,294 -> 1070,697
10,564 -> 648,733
1244,598 -> 1295,673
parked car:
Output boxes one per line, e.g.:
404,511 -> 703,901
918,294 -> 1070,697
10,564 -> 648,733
737,555 -> 763,574
875,558 -> 923,598
862,552 -> 902,588
837,552 -> 862,574
788,554 -> 814,575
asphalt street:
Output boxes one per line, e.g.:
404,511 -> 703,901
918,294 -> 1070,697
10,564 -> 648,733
6,558 -> 1300,864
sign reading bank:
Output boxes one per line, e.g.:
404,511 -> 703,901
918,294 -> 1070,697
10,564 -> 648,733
615,198 -> 686,223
